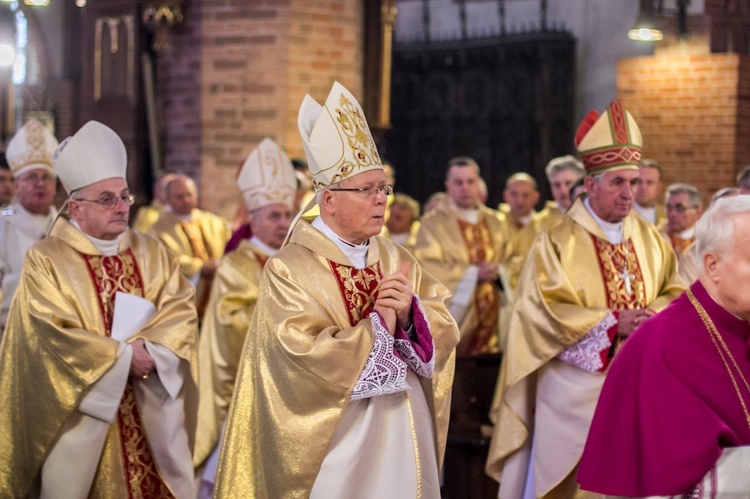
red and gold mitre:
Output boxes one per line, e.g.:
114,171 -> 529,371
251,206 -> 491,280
575,100 -> 642,175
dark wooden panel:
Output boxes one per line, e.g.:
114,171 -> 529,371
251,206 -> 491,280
387,32 -> 576,208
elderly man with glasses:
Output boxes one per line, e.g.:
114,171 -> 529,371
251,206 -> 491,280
215,82 -> 459,498
0,121 -> 198,498
0,119 -> 59,334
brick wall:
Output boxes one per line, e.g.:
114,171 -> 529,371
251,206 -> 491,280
156,0 -> 203,180
617,36 -> 750,202
156,0 -> 364,215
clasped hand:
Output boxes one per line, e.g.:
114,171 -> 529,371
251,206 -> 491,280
617,308 -> 654,337
374,262 -> 413,335
129,338 -> 156,379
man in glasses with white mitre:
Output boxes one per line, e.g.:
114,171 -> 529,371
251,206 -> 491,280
215,82 -> 459,498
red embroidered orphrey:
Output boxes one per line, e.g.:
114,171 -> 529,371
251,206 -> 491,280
457,217 -> 500,354
328,261 -> 382,327
82,250 -> 175,499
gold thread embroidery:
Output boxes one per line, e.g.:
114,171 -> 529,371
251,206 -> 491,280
404,392 -> 422,499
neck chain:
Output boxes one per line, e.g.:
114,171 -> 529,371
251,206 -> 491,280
687,288 -> 750,432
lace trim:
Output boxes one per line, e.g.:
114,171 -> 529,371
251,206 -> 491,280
350,312 -> 410,401
556,312 -> 617,372
394,339 -> 434,378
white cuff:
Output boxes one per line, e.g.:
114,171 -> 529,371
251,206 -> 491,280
350,312 -> 410,401
556,312 -> 617,372
78,343 -> 133,423
144,341 -> 184,400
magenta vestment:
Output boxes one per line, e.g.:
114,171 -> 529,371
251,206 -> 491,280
578,280 -> 750,496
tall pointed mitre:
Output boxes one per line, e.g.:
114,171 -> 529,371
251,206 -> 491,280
237,137 -> 297,211
297,81 -> 383,191
52,121 -> 127,194
5,119 -> 59,178
575,100 -> 643,174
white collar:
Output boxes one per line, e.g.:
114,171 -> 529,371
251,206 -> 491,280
249,236 -> 279,257
168,206 -> 193,222
70,219 -> 122,256
674,226 -> 696,240
633,203 -> 656,223
453,203 -> 479,224
311,216 -> 369,269
585,197 -> 624,244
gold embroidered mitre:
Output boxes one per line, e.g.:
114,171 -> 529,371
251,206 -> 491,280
297,81 -> 383,191
237,138 -> 297,211
575,100 -> 643,175
53,121 -> 127,194
6,119 -> 59,178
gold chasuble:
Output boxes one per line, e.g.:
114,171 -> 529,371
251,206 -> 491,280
214,219 -> 459,498
414,202 -> 511,356
0,218 -> 198,498
194,239 -> 270,469
485,198 -> 684,498
148,209 -> 230,315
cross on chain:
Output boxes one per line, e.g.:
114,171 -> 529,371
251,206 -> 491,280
618,269 -> 636,296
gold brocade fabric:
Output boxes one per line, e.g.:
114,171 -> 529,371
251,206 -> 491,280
502,208 -> 559,290
131,202 -> 163,233
485,198 -> 685,494
590,236 -> 647,309
328,261 -> 381,324
0,217 -> 199,498
214,219 -> 460,498
668,233 -> 696,256
457,218 -> 500,354
414,202 -> 511,356
149,209 -> 230,316
82,250 -> 172,498
194,240 -> 269,468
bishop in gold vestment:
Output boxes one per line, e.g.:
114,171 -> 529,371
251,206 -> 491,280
486,101 -> 685,498
0,121 -> 198,498
215,81 -> 460,498
194,138 -> 297,496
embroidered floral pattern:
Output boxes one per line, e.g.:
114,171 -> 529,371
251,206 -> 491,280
591,235 -> 648,309
457,217 -> 500,354
557,312 -> 617,372
82,250 -> 173,498
350,313 -> 410,401
328,261 -> 381,324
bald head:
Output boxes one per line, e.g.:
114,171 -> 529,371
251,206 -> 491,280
166,174 -> 197,215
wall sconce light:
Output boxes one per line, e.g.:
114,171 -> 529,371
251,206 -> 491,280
24,0 -> 50,6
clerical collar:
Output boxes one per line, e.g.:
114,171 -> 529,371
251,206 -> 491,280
167,206 -> 193,222
633,203 -> 656,224
249,236 -> 279,258
452,202 -> 479,224
516,213 -> 532,226
69,219 -> 122,256
584,197 -> 623,244
311,216 -> 369,269
674,226 -> 696,240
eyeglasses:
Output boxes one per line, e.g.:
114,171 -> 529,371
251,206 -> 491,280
18,173 -> 56,184
328,184 -> 393,197
73,194 -> 135,208
666,204 -> 697,213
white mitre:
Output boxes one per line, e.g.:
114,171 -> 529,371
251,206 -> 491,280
237,137 -> 297,211
297,81 -> 383,192
6,118 -> 59,178
53,121 -> 127,194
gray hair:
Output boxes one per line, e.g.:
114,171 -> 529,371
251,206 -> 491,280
695,195 -> 750,264
736,166 -> 750,188
545,155 -> 585,181
710,187 -> 739,206
665,183 -> 702,209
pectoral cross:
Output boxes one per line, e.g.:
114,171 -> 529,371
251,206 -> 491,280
618,270 -> 635,296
